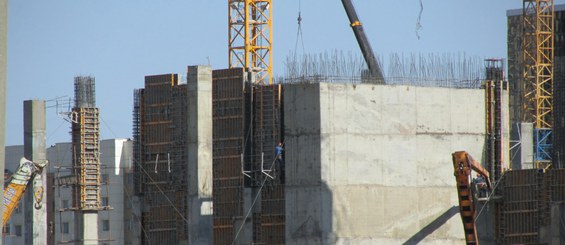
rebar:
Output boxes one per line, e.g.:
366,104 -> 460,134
282,51 -> 486,89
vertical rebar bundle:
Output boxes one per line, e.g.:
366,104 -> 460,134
74,76 -> 96,108
283,51 -> 486,89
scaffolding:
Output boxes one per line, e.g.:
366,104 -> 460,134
523,0 -> 554,167
72,77 -> 101,210
484,59 -> 505,184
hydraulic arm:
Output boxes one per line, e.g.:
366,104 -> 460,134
340,0 -> 384,83
452,151 -> 492,245
2,157 -> 47,226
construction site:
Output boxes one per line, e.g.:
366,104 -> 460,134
2,1 -> 565,245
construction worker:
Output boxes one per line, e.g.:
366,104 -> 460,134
275,142 -> 284,181
474,174 -> 487,198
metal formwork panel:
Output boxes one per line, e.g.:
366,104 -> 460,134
547,169 -> 565,201
499,170 -> 543,244
212,68 -> 246,244
485,59 -> 505,184
211,70 -> 285,244
138,74 -> 189,245
254,85 -> 285,245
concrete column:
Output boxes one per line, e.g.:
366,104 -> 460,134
186,65 -> 213,245
81,212 -> 98,245
0,3 -> 8,244
23,100 -> 47,245
520,122 -> 534,169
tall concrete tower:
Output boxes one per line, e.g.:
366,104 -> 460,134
23,100 -> 47,245
72,77 -> 100,245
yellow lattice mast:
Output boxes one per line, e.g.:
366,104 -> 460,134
229,0 -> 273,84
523,0 -> 554,166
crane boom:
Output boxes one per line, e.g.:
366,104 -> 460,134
2,157 -> 47,226
452,151 -> 492,245
340,0 -> 384,83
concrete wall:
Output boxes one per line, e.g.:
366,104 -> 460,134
186,66 -> 213,245
23,100 -> 47,245
285,83 -> 488,244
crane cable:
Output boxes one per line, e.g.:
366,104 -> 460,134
416,0 -> 423,39
294,0 -> 305,55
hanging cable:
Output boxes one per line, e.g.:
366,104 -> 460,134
99,115 -> 190,227
415,0 -> 423,39
232,156 -> 279,245
294,0 -> 305,56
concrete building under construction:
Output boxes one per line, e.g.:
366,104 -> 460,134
133,67 -> 213,245
131,57 -> 515,244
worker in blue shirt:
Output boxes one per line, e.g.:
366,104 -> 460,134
275,142 -> 284,181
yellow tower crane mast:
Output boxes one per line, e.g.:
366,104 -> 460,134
229,0 -> 273,84
523,0 -> 554,167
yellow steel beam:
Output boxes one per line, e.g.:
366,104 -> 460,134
523,0 -> 554,129
229,0 -> 273,84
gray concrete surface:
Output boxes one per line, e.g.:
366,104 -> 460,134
23,100 -> 47,245
520,122 -> 534,169
284,83 -> 492,244
0,3 -> 8,244
187,66 -> 213,245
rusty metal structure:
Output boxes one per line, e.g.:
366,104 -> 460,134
495,169 -> 565,243
452,151 -> 492,245
228,0 -> 273,84
133,74 -> 189,244
484,59 -> 506,184
212,68 -> 284,244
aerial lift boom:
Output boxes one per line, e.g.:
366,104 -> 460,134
2,157 -> 47,226
452,151 -> 492,245
340,0 -> 385,83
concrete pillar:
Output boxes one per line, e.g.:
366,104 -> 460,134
186,66 -> 213,245
0,3 -> 8,244
81,212 -> 98,245
520,122 -> 534,169
23,100 -> 47,245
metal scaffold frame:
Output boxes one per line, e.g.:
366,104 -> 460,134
485,58 -> 505,184
523,0 -> 554,166
72,77 -> 101,211
229,0 -> 273,84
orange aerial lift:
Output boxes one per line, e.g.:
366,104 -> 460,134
452,151 -> 492,245
2,157 -> 47,226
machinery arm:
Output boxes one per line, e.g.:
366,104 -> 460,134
340,0 -> 385,83
2,157 -> 47,226
452,151 -> 491,245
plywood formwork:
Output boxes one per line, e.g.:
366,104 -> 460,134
212,68 -> 246,244
251,85 -> 284,245
212,68 -> 284,245
135,74 -> 189,245
496,169 -> 565,244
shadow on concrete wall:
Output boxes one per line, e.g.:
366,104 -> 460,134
402,205 -> 459,245
288,181 -> 333,245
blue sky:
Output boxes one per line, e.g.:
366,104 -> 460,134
5,1 -> 559,146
